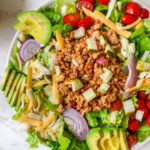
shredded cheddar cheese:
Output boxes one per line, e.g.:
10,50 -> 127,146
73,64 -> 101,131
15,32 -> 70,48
32,79 -> 49,88
82,7 -> 131,39
56,30 -> 64,49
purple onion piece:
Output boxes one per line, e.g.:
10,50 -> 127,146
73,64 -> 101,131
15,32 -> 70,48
63,107 -> 89,141
125,52 -> 138,99
19,39 -> 41,62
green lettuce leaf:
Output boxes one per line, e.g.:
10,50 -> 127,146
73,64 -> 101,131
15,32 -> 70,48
43,52 -> 50,68
116,108 -> 125,127
94,1 -> 108,12
143,18 -> 150,32
52,23 -> 73,35
12,106 -> 23,120
132,95 -> 138,108
26,131 -> 41,148
146,54 -> 150,63
137,121 -> 150,142
44,140 -> 60,150
39,7 -> 63,25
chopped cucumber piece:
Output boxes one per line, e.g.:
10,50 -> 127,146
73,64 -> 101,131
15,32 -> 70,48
86,38 -> 98,51
109,111 -> 118,125
100,67 -> 113,83
105,44 -> 115,57
141,51 -> 150,61
135,110 -> 144,122
139,71 -> 150,78
136,61 -> 150,71
121,48 -> 129,58
99,83 -> 110,95
120,36 -> 129,51
82,88 -> 96,102
99,35 -> 107,46
71,79 -> 84,92
74,27 -> 85,39
123,99 -> 135,115
128,43 -> 135,53
116,53 -> 125,61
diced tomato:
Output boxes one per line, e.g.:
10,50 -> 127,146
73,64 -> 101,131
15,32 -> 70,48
121,14 -> 138,25
137,99 -> 146,109
124,2 -> 141,16
108,100 -> 122,111
83,85 -> 91,91
138,90 -> 146,100
81,0 -> 95,4
98,0 -> 110,5
76,1 -> 94,13
127,132 -> 138,147
128,119 -> 140,131
140,8 -> 149,19
146,100 -> 150,110
139,108 -> 149,119
146,115 -> 150,125
63,13 -> 80,28
78,16 -> 92,28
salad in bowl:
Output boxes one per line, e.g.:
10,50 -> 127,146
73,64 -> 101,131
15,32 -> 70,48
1,0 -> 150,149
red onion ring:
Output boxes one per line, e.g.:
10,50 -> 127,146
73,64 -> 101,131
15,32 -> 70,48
19,39 -> 41,62
63,107 -> 89,141
125,52 -> 138,99
96,57 -> 107,65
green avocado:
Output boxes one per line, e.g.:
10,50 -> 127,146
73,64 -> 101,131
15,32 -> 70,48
3,70 -> 16,97
0,68 -> 11,91
86,128 -> 101,150
13,11 -> 51,46
9,75 -> 26,107
15,75 -> 27,110
7,73 -> 21,103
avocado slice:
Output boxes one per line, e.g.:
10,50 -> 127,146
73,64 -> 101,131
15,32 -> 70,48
0,68 -> 11,91
9,75 -> 26,107
86,128 -> 101,150
15,75 -> 27,110
13,11 -> 51,45
7,73 -> 21,103
3,70 -> 16,97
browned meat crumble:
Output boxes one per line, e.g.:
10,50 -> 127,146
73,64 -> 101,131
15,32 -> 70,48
55,20 -> 127,116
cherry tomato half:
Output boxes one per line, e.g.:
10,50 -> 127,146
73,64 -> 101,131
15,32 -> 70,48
108,100 -> 122,111
146,100 -> 150,110
78,16 -> 92,28
146,114 -> 150,126
124,2 -> 141,16
128,119 -> 140,131
140,8 -> 149,19
127,132 -> 138,147
98,0 -> 110,5
76,1 -> 94,13
137,99 -> 146,109
139,107 -> 149,119
63,13 -> 80,28
138,90 -> 146,100
121,14 -> 138,25
81,0 -> 95,4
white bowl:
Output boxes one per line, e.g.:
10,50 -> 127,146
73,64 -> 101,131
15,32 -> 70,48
5,0 -> 150,150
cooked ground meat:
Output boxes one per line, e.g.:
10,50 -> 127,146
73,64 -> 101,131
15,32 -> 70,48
55,20 -> 127,116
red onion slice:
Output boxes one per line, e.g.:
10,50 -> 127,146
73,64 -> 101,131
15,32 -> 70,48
63,107 -> 89,141
96,57 -> 107,65
125,52 -> 138,99
19,39 -> 41,62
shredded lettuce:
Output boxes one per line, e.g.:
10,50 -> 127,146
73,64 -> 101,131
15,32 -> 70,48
43,52 -> 50,68
137,121 -> 150,142
52,23 -> 73,35
116,108 -> 124,127
143,18 -> 150,32
94,1 -> 109,12
26,131 -> 41,148
45,140 -> 60,150
132,95 -> 138,108
12,106 -> 23,120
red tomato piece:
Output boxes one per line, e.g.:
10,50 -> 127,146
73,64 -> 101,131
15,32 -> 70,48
137,99 -> 146,109
124,2 -> 141,16
121,14 -> 138,25
63,13 -> 80,28
140,8 -> 150,19
128,119 -> 140,131
127,132 -> 138,147
146,115 -> 150,125
139,108 -> 149,119
76,1 -> 94,13
146,100 -> 150,110
78,16 -> 92,28
81,0 -> 95,4
138,90 -> 146,100
98,0 -> 110,5
108,100 -> 122,111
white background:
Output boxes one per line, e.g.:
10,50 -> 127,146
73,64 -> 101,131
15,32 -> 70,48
0,0 -> 150,149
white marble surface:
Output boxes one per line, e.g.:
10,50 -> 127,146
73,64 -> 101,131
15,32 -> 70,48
0,0 -> 150,150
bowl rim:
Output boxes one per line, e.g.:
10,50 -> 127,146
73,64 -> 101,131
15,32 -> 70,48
5,0 -> 150,150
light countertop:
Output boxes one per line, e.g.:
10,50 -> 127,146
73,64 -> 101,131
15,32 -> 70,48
0,0 -> 150,150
